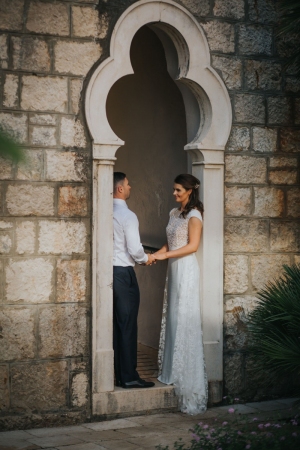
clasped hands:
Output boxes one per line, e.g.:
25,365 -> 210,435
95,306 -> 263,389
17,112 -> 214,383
143,252 -> 168,266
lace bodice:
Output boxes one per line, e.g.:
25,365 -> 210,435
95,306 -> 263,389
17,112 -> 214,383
166,208 -> 203,251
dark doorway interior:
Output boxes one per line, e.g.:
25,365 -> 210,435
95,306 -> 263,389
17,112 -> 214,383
106,25 -> 187,352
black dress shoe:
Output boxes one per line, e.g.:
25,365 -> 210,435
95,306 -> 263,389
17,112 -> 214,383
122,378 -> 155,389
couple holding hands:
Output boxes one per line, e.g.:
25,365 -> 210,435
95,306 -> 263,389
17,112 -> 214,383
113,172 -> 207,414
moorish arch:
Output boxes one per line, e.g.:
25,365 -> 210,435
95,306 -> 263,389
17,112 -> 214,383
85,0 -> 232,414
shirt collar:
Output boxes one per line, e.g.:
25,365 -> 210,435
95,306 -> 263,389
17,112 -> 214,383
113,198 -> 128,208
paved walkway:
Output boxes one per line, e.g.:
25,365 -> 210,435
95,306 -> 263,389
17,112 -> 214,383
1,398 -> 299,450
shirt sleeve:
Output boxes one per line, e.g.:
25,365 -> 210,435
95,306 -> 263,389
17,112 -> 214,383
188,209 -> 203,221
123,212 -> 148,264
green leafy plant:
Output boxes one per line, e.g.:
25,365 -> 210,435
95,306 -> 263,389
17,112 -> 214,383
277,0 -> 300,76
0,130 -> 24,163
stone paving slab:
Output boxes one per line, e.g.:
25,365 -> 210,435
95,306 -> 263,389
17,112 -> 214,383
26,426 -> 90,437
83,419 -> 141,431
245,400 -> 289,411
27,435 -> 84,448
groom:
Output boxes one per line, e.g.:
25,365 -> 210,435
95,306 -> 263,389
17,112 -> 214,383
113,172 -> 155,389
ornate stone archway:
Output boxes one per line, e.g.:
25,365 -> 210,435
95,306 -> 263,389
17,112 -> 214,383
85,0 -> 232,414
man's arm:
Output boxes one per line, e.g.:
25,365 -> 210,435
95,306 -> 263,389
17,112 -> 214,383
123,212 -> 149,264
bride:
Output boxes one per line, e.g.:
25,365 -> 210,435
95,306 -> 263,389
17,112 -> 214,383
153,173 -> 208,414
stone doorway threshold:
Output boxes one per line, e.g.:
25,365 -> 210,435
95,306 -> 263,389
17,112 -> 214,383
93,344 -> 179,417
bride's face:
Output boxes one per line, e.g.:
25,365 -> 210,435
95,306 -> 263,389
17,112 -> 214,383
173,183 -> 192,205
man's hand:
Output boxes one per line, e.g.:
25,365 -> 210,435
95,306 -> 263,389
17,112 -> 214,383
145,253 -> 156,265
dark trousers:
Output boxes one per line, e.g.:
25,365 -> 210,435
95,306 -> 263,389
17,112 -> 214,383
113,266 -> 140,384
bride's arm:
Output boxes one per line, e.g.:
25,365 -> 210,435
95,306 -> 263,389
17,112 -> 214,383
153,218 -> 202,260
154,243 -> 169,254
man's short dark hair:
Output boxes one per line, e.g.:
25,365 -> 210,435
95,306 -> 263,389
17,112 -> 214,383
113,172 -> 126,192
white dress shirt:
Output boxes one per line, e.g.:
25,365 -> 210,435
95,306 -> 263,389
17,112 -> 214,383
113,199 -> 148,267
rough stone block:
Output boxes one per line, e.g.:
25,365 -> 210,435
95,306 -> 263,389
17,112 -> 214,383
38,304 -> 88,358
21,76 -> 68,112
0,233 -> 12,254
181,0 -> 210,16
295,99 -> 300,125
254,187 -> 284,217
269,156 -> 298,168
0,34 -> 8,68
71,372 -> 89,407
253,127 -> 277,152
280,128 -> 300,152
6,184 -> 54,216
16,149 -> 43,181
225,155 -> 267,184
54,40 -> 101,76
224,353 -> 244,394
248,0 -> 277,23
3,74 -> 19,108
270,222 -> 300,252
5,258 -> 53,303
0,365 -> 9,410
239,25 -> 272,55
58,186 -> 88,217
224,255 -> 248,294
46,150 -> 87,182
72,5 -> 102,38
234,94 -> 265,123
0,307 -> 35,360
16,221 -> 35,254
0,157 -> 12,180
268,97 -> 292,125
70,78 -> 83,114
226,127 -> 250,152
213,0 -> 244,18
12,36 -> 50,73
202,21 -> 235,53
38,220 -> 87,254
0,112 -> 28,144
57,259 -> 87,302
245,60 -> 281,91
70,358 -> 89,372
212,56 -> 242,90
225,186 -> 251,216
287,188 -> 300,218
30,126 -> 57,146
0,221 -> 13,230
251,254 -> 290,291
269,170 -> 297,185
10,361 -> 68,411
295,255 -> 300,264
224,296 -> 258,351
26,1 -> 69,36
29,114 -> 57,126
276,32 -> 299,58
225,219 -> 269,252
285,77 -> 300,93
60,117 -> 86,148
0,0 -> 24,31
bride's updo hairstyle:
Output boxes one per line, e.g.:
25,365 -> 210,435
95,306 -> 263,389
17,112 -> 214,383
174,173 -> 204,219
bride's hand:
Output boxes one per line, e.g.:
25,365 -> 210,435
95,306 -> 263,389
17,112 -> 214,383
153,252 -> 168,261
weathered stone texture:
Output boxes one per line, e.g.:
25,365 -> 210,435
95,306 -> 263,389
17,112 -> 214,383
10,361 -> 68,411
287,188 -> 300,218
16,149 -> 43,181
6,258 -> 53,303
70,79 -> 83,114
46,151 -> 87,182
226,127 -> 250,152
71,372 -> 89,407
212,56 -> 242,90
12,37 -> 50,72
280,128 -> 300,152
224,255 -> 248,294
30,125 -> 57,146
224,353 -> 244,393
269,170 -> 297,185
57,259 -> 87,302
21,76 -> 68,112
0,157 -> 12,180
60,117 -> 86,148
269,156 -> 298,168
224,296 -> 258,350
16,221 -> 35,254
0,34 -> 8,68
268,97 -> 292,125
58,186 -> 88,217
225,219 -> 268,252
0,113 -> 27,144
285,77 -> 300,93
0,307 -> 35,360
38,304 -> 88,358
6,185 -> 54,216
248,0 -> 277,24
253,127 -> 277,152
29,114 -> 57,126
0,234 -> 12,254
0,221 -> 13,230
38,220 -> 87,254
202,21 -> 235,53
72,5 -> 102,38
225,186 -> 251,216
3,74 -> 19,108
254,187 -> 284,217
225,155 -> 267,184
295,99 -> 300,125
234,94 -> 265,123
270,222 -> 300,252
26,1 -> 69,36
54,41 -> 101,76
251,255 -> 290,291
213,0 -> 244,19
0,365 -> 9,410
0,0 -> 24,31
245,60 -> 281,91
295,255 -> 300,264
181,0 -> 210,16
239,25 -> 272,55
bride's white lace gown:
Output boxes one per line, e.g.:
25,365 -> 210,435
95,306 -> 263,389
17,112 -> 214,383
158,208 -> 208,414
